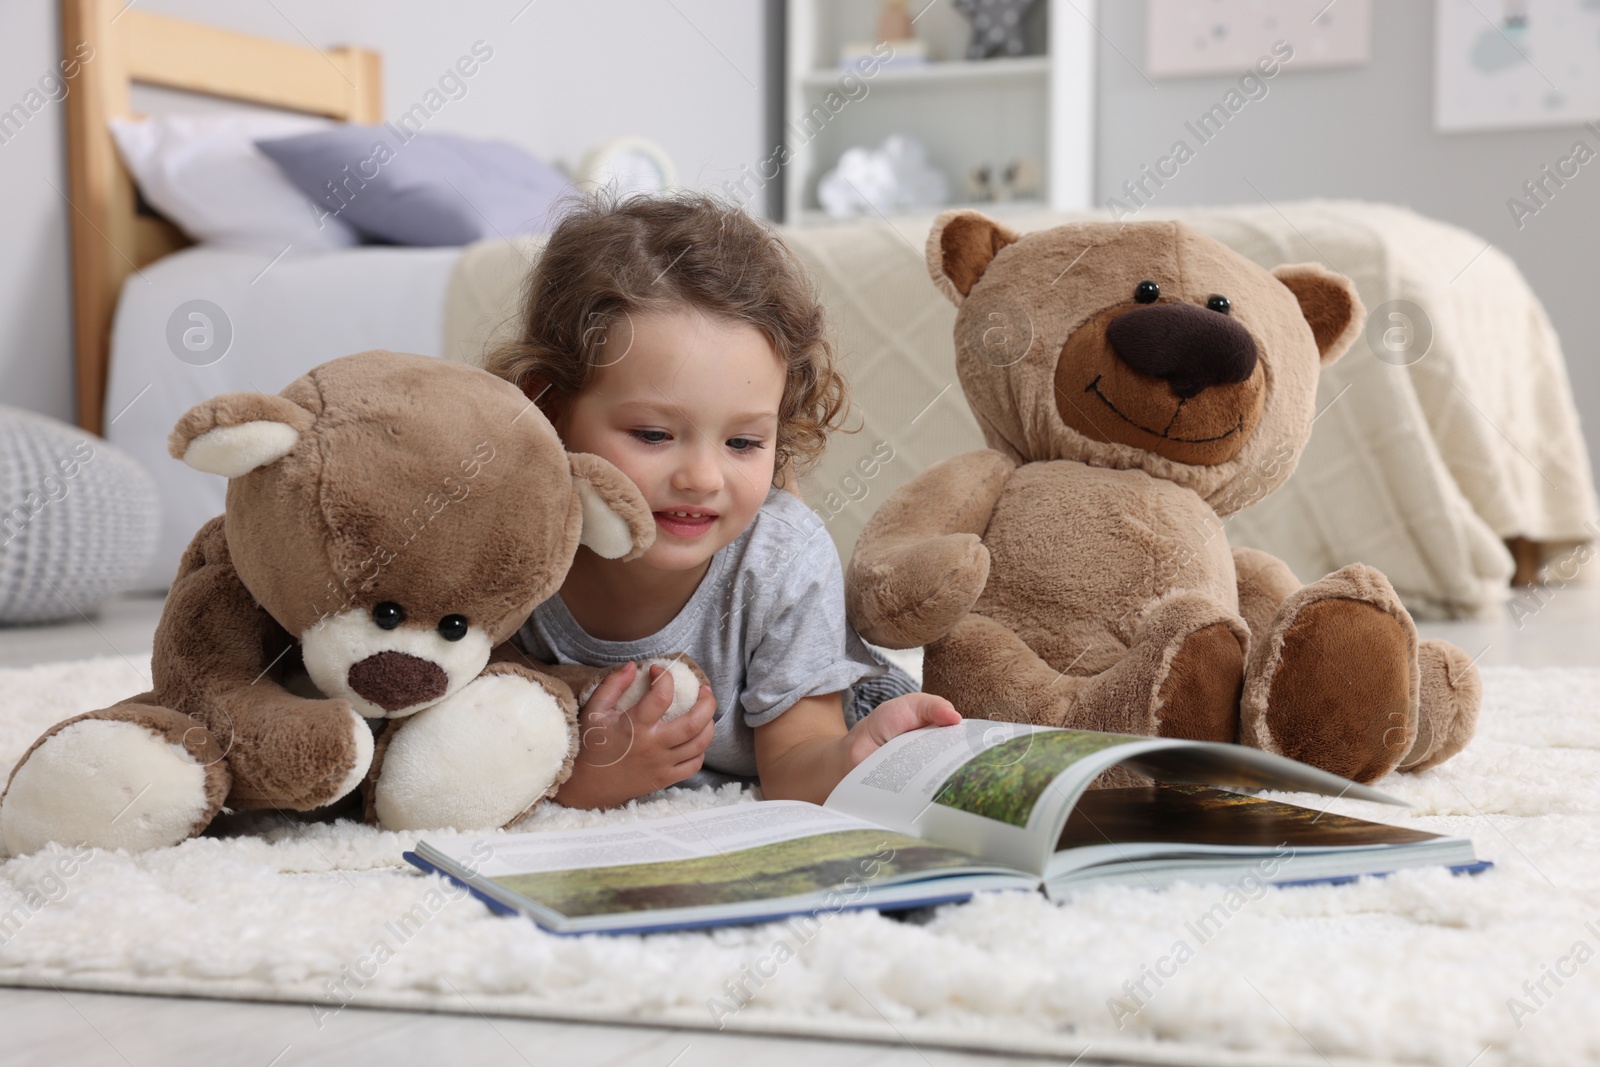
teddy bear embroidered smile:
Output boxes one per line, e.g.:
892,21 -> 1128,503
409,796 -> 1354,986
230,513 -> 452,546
846,212 -> 1479,783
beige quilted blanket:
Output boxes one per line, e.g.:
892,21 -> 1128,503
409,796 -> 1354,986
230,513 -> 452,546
441,201 -> 1597,619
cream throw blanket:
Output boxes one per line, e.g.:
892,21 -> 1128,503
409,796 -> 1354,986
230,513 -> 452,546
441,201 -> 1597,619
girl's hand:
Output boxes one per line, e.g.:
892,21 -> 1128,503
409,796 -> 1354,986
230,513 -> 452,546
553,662 -> 716,810
755,690 -> 960,805
843,692 -> 961,771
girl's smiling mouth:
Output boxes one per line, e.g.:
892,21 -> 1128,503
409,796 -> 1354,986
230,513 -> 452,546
653,508 -> 719,538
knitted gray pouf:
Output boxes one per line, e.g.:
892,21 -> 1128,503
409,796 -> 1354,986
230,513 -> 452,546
0,404 -> 159,624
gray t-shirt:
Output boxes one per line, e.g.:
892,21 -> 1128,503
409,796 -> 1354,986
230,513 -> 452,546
514,487 -> 886,777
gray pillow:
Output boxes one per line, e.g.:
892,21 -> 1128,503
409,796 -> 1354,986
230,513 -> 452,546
256,126 -> 571,247
0,405 -> 159,623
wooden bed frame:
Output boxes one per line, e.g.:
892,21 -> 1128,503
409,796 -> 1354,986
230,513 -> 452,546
60,0 -> 381,435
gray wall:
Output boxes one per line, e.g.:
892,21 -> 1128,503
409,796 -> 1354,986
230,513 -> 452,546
1094,0 -> 1600,495
0,0 -> 767,426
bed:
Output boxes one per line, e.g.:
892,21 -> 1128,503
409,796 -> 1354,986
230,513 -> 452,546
63,0 -> 1598,613
61,0 -> 471,587
102,244 -> 461,588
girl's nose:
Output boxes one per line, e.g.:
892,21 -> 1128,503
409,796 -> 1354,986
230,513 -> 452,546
672,440 -> 722,494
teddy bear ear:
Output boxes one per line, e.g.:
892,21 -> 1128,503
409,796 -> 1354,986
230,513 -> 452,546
927,209 -> 1021,305
167,393 -> 313,477
1271,263 -> 1367,365
568,452 -> 655,561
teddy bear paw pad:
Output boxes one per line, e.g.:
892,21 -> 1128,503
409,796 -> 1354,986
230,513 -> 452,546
1259,598 -> 1415,783
372,674 -> 571,831
0,719 -> 211,855
613,658 -> 701,721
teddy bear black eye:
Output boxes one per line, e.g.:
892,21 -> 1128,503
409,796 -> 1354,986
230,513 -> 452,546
1206,294 -> 1231,315
372,602 -> 405,630
437,614 -> 469,642
1134,280 -> 1160,304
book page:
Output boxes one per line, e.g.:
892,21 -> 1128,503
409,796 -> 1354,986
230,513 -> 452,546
827,721 -> 1162,872
417,801 -> 1027,929
827,723 -> 1401,876
1041,786 -> 1475,898
426,801 -> 881,877
828,721 -> 1163,829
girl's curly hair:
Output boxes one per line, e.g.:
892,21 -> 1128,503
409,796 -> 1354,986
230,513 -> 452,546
484,191 -> 851,482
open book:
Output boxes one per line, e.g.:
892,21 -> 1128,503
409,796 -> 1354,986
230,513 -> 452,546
406,722 -> 1488,935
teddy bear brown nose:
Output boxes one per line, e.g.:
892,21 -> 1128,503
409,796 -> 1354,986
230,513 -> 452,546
346,651 -> 448,711
1105,302 -> 1258,399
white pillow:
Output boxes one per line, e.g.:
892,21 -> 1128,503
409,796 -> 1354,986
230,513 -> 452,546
109,113 -> 360,251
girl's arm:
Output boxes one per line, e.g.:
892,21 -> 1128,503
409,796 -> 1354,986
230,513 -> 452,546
753,690 -> 961,805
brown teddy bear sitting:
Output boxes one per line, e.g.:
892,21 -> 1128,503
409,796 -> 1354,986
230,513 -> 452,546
0,351 -> 701,856
847,212 -> 1480,783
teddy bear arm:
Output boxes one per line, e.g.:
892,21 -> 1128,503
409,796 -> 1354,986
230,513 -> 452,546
151,517 -> 300,709
924,612 -> 1121,729
846,450 -> 1015,648
488,642 -> 660,705
854,449 -> 1014,551
508,657 -> 605,698
1231,545 -> 1303,644
492,644 -> 708,722
149,518 -> 372,810
197,681 -> 372,809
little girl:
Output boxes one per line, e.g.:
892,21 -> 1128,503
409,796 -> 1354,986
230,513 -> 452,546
486,192 -> 958,809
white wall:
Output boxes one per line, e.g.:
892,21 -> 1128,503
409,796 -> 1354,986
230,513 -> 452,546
1094,0 -> 1600,497
0,1 -> 75,422
0,0 -> 768,426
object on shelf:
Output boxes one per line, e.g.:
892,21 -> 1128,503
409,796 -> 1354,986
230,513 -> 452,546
839,37 -> 931,67
966,163 -> 995,202
817,135 -> 950,219
877,0 -> 914,42
953,0 -> 1039,59
575,137 -> 677,196
1003,157 -> 1042,200
966,157 -> 1043,202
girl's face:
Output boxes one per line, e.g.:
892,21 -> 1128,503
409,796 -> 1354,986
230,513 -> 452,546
555,308 -> 786,574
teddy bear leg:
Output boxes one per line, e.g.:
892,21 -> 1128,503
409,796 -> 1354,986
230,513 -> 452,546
1154,620 -> 1248,744
367,662 -> 579,831
1240,563 -> 1419,783
924,613 -> 1099,728
0,703 -> 230,856
1092,593 -> 1249,743
924,596 -> 1245,739
1398,639 -> 1481,772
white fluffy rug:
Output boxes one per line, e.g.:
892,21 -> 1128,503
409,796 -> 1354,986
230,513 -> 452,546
2,656 -> 1598,1067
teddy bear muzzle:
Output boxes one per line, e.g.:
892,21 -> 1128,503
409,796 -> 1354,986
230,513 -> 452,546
1054,298 -> 1268,467
299,606 -> 493,719
346,651 -> 449,712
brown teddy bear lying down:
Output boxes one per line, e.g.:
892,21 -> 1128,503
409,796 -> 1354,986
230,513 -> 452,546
847,212 -> 1479,784
0,352 -> 702,856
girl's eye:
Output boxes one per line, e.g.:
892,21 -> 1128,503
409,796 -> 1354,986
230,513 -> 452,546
631,429 -> 669,445
727,437 -> 765,453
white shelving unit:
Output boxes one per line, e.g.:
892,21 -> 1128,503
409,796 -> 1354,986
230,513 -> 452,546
783,0 -> 1096,225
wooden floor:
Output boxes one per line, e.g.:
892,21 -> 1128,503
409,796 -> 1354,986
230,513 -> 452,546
2,580 -> 1596,1065
0,985 -> 1086,1067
